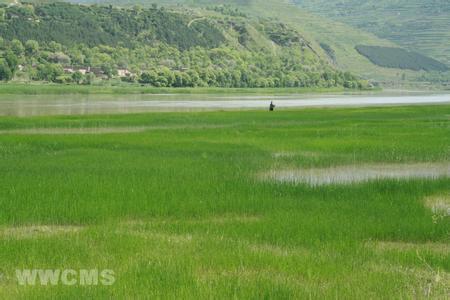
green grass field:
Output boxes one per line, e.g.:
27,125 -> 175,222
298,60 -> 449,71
0,83 -> 351,95
0,105 -> 449,298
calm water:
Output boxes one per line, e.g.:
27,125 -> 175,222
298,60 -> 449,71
264,163 -> 450,186
0,92 -> 449,116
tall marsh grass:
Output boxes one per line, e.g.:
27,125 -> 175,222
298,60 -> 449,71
0,105 -> 448,298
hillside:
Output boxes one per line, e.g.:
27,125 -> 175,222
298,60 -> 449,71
0,2 -> 225,49
1,0 -> 448,85
50,0 -> 434,82
0,2 -> 367,88
294,0 -> 450,66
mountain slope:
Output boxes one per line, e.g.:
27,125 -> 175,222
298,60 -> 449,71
233,0 -> 401,80
0,2 -> 225,50
2,0 -> 446,83
294,0 -> 450,66
0,2 -> 368,88
60,0 -> 424,81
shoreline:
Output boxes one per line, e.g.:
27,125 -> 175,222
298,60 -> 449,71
0,84 -> 378,95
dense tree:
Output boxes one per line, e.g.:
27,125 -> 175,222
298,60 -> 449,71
25,40 -> 39,56
34,64 -> 63,82
0,2 -> 224,51
138,71 -> 157,85
0,8 -> 5,23
71,71 -> 84,84
48,52 -> 71,65
11,39 -> 24,56
5,51 -> 18,74
101,63 -> 116,79
356,45 -> 448,71
0,59 -> 12,81
48,41 -> 63,53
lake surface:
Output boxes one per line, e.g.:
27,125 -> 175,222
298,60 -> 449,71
0,92 -> 449,116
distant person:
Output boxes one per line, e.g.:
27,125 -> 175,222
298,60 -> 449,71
269,101 -> 276,111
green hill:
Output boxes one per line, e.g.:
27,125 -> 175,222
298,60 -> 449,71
2,0 -> 447,85
294,0 -> 450,66
0,2 -> 368,88
55,0 -> 431,81
0,2 -> 225,50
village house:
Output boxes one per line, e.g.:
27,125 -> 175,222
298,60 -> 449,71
62,66 -> 106,77
117,68 -> 133,77
63,66 -> 89,75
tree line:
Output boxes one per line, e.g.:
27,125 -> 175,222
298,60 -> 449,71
0,38 -> 367,88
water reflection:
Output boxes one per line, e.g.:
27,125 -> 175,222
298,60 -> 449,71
264,163 -> 450,186
0,92 -> 449,116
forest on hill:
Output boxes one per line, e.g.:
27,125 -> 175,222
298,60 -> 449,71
355,46 -> 449,72
53,0 -> 450,86
1,0 -> 449,87
0,2 -> 368,89
0,1 -> 225,49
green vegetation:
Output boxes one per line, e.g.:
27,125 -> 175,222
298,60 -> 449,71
319,42 -> 336,63
0,2 -> 224,49
294,0 -> 450,66
7,0 -> 449,86
0,2 -> 369,89
356,46 -> 449,72
0,105 -> 449,298
0,83 -> 351,94
6,0 -> 421,84
53,0 -> 420,82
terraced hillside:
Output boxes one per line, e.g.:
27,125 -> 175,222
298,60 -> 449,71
294,0 -> 450,66
235,0 -> 401,81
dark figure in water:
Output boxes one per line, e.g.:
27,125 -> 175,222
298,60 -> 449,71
269,101 -> 276,111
